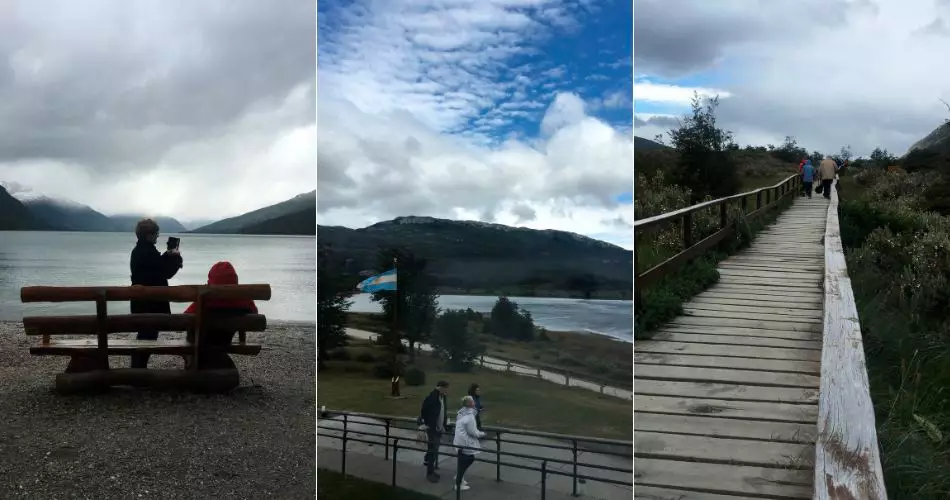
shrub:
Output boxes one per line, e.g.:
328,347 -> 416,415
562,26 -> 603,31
354,351 -> 376,363
489,297 -> 536,341
431,309 -> 484,372
404,367 -> 426,386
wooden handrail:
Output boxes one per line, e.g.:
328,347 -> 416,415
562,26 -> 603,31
635,174 -> 800,292
813,182 -> 886,499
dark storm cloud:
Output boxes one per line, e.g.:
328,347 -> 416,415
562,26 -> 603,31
634,0 -> 863,78
0,0 -> 315,172
634,114 -> 678,129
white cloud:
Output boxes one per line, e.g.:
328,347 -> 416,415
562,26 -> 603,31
635,80 -> 732,105
318,0 -> 633,248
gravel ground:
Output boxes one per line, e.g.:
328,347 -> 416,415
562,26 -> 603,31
0,321 -> 315,499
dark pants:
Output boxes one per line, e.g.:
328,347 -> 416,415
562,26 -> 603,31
475,413 -> 483,431
803,181 -> 813,198
425,429 -> 441,475
822,179 -> 833,199
130,330 -> 158,368
456,451 -> 475,486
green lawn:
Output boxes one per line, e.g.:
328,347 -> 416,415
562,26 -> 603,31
318,342 -> 632,440
318,469 -> 440,500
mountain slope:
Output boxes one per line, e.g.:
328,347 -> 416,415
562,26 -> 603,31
319,216 -> 632,297
240,207 -> 314,235
634,136 -> 670,150
109,215 -> 187,234
20,196 -> 120,232
0,185 -> 49,230
192,191 -> 316,234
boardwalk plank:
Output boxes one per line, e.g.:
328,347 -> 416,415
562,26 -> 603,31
634,379 -> 818,403
635,364 -> 819,388
635,395 -> 818,423
635,431 -> 814,468
634,486 -> 763,499
684,303 -> 820,318
634,458 -> 813,498
635,351 -> 820,374
635,412 -> 816,442
658,326 -> 820,341
680,308 -> 821,325
668,317 -> 821,334
636,341 -> 821,361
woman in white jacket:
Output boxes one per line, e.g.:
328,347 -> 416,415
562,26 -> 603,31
453,395 -> 486,492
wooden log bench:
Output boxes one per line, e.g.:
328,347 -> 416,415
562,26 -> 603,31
20,284 -> 271,394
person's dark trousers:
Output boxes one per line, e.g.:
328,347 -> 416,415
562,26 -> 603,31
130,330 -> 158,368
424,428 -> 441,477
822,179 -> 833,199
803,181 -> 813,198
456,451 -> 475,487
475,413 -> 483,432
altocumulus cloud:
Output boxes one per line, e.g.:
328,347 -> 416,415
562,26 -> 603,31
634,0 -> 950,157
317,0 -> 634,249
0,0 -> 315,221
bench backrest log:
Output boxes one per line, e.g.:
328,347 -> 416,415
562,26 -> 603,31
20,284 -> 271,347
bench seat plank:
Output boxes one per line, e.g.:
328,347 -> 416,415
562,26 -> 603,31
23,313 -> 266,335
31,339 -> 262,356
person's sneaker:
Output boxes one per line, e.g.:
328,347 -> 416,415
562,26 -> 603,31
454,483 -> 471,491
427,473 -> 440,483
453,476 -> 469,487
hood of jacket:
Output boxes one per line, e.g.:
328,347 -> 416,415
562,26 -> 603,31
457,406 -> 477,419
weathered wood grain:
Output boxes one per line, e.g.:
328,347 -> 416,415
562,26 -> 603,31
668,317 -> 821,333
633,485 -> 765,500
636,340 -> 822,361
635,412 -> 817,442
635,364 -> 819,388
634,458 -> 813,498
814,187 -> 886,499
633,379 -> 818,404
635,431 -> 814,468
635,394 -> 818,423
659,325 -> 820,341
635,351 -> 820,374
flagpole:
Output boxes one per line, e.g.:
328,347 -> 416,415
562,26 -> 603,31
390,256 -> 400,397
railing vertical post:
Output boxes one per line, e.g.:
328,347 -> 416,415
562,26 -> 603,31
384,418 -> 391,460
541,460 -> 548,500
392,439 -> 399,486
719,201 -> 728,228
495,432 -> 502,482
341,414 -> 348,475
741,196 -> 748,214
571,439 -> 579,496
682,212 -> 693,248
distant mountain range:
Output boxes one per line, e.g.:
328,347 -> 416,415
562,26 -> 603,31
319,216 -> 633,298
191,191 -> 315,234
0,185 -> 315,235
634,136 -> 670,150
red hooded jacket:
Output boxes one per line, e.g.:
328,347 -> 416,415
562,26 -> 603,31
184,261 -> 258,314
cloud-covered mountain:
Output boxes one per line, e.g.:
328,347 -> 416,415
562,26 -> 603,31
109,215 -> 188,234
0,184 -> 49,231
192,191 -> 315,234
18,195 -> 121,232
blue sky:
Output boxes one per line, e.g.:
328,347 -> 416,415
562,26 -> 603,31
317,0 -> 634,248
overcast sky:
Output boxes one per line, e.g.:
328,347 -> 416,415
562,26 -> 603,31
634,0 -> 950,158
0,1 -> 315,223
317,0 -> 634,249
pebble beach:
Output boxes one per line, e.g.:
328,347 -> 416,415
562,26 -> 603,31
0,321 -> 315,499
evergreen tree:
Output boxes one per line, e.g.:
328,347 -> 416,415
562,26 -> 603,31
317,245 -> 351,372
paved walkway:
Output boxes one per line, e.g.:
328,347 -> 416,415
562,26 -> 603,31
346,328 -> 631,400
318,414 -> 632,499
634,196 -> 828,499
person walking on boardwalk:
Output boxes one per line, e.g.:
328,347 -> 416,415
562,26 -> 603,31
818,157 -> 838,199
419,380 -> 450,482
129,218 -> 183,369
467,383 -> 485,431
801,159 -> 816,198
453,395 -> 487,492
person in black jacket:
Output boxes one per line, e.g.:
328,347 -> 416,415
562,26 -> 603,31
418,380 -> 449,482
129,218 -> 183,369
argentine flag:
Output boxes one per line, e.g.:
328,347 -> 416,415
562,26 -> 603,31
356,269 -> 397,293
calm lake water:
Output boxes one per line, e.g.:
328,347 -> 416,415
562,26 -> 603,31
349,293 -> 633,342
0,231 -> 316,322
0,231 -> 632,341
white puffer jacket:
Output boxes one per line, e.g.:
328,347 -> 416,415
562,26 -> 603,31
453,407 -> 486,455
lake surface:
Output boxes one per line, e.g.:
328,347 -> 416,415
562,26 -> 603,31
349,293 -> 633,342
0,231 -> 316,322
0,231 -> 632,341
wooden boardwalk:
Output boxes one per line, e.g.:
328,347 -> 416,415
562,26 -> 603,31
635,196 -> 832,499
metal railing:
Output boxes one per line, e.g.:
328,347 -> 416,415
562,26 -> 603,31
317,409 -> 632,499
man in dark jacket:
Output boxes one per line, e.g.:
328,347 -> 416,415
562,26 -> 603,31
130,218 -> 183,369
419,380 -> 449,482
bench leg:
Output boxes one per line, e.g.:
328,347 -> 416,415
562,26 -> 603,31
65,354 -> 109,373
183,352 -> 236,371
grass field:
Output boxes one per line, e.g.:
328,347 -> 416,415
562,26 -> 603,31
317,340 -> 632,440
346,312 -> 632,388
318,469 -> 439,500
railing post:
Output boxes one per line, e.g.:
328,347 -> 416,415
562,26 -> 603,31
495,432 -> 502,481
392,439 -> 399,486
719,201 -> 728,228
756,191 -> 762,209
741,196 -> 748,214
682,212 -> 693,248
341,414 -> 348,475
384,418 -> 391,460
541,460 -> 548,500
571,439 -> 578,496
